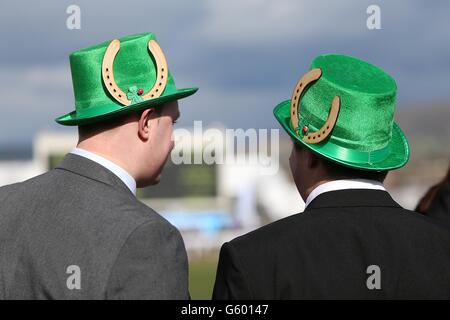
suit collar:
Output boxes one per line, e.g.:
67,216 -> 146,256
70,148 -> 136,195
55,153 -> 134,196
306,189 -> 402,210
305,179 -> 386,207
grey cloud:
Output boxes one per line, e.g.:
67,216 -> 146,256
0,0 -> 449,147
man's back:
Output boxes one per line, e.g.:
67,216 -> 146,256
213,189 -> 450,299
0,154 -> 188,299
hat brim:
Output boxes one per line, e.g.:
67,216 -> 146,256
274,100 -> 409,171
55,87 -> 198,126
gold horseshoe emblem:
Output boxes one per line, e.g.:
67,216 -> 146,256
290,68 -> 340,144
102,39 -> 169,106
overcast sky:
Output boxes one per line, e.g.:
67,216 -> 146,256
0,0 -> 449,147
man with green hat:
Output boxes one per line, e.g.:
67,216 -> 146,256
0,32 -> 197,299
213,54 -> 450,299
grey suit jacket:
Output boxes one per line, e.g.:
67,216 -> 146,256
0,153 -> 189,299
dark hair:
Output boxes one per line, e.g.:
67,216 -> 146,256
78,115 -> 128,139
416,164 -> 450,215
78,107 -> 161,141
293,141 -> 388,182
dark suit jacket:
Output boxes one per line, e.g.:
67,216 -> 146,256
427,180 -> 450,225
213,189 -> 450,299
0,153 -> 189,299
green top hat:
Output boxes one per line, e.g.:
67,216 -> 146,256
274,54 -> 409,171
56,32 -> 198,126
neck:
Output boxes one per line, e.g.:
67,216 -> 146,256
77,140 -> 137,180
302,178 -> 386,206
301,178 -> 334,202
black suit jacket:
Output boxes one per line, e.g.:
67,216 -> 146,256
213,189 -> 450,299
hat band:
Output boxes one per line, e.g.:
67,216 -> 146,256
285,115 -> 390,165
308,135 -> 390,165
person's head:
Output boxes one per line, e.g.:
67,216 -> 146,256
77,100 -> 180,188
56,33 -> 198,188
416,164 -> 450,215
289,141 -> 388,201
273,55 -> 409,202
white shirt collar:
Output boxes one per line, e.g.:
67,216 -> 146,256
70,147 -> 137,195
305,179 -> 386,208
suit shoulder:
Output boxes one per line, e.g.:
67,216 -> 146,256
0,181 -> 21,196
229,213 -> 302,250
1,169 -> 62,193
122,215 -> 183,250
0,170 -> 55,202
129,200 -> 178,231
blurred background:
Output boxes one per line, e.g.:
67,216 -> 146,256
0,0 -> 449,299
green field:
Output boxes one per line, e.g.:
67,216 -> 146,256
189,255 -> 219,300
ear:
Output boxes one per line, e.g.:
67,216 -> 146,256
137,108 -> 156,141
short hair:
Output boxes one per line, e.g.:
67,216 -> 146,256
293,141 -> 388,182
78,114 -> 128,140
77,107 -> 162,142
